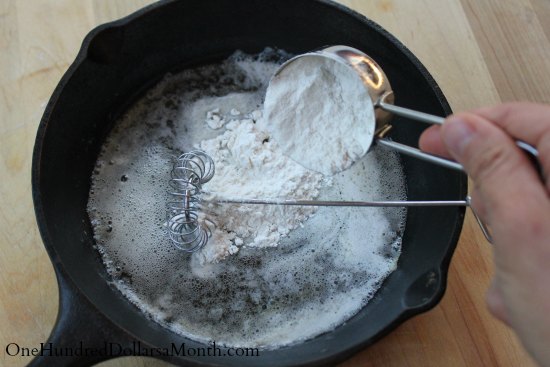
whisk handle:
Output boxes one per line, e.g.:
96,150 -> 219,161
210,198 -> 469,207
210,197 -> 492,242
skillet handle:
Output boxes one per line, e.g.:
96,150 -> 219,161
27,269 -> 133,367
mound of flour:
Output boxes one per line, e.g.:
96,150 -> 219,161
260,56 -> 375,175
196,110 -> 323,264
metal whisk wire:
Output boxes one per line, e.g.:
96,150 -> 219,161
166,150 -> 215,252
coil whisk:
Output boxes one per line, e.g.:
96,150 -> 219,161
166,151 -> 492,251
167,150 -> 215,252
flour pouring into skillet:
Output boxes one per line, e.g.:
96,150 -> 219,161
87,49 -> 407,348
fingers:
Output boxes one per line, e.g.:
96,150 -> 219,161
486,279 -> 510,326
440,113 -> 549,229
473,102 -> 550,144
420,103 -> 550,185
472,102 -> 550,183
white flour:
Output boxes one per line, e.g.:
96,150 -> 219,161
197,111 -> 323,264
261,56 -> 375,175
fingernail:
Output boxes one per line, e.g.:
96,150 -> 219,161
442,117 -> 475,157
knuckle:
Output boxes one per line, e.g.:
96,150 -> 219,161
466,143 -> 516,184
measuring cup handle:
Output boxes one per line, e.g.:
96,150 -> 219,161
378,98 -> 445,125
377,139 -> 464,171
377,96 -> 543,177
377,96 -> 463,170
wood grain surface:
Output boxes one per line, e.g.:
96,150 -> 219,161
1,0 -> 547,366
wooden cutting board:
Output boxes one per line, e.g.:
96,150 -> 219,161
2,0 -> 548,366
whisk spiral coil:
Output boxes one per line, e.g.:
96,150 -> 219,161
167,150 -> 214,252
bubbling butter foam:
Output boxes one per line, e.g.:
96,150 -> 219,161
87,49 -> 407,349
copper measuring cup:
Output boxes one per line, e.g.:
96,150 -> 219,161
273,45 -> 540,173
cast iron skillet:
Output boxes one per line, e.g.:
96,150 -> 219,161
31,0 -> 466,366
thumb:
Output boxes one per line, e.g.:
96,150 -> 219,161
441,113 -> 543,224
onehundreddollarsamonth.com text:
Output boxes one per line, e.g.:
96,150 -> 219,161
5,341 -> 260,358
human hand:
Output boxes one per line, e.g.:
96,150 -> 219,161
419,102 -> 550,366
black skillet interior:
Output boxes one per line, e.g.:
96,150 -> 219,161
32,0 -> 466,366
